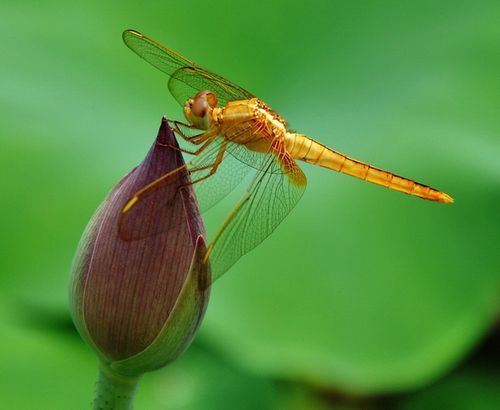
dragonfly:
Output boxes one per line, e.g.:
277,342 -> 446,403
121,29 -> 453,282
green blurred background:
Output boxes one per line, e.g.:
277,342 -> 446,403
1,0 -> 500,408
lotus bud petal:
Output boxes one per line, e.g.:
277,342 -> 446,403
69,117 -> 210,377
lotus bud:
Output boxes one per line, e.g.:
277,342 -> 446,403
69,117 -> 210,408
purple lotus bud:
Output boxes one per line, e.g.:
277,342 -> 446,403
69,117 -> 210,379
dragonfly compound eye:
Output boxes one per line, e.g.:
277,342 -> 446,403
191,97 -> 208,118
205,92 -> 218,108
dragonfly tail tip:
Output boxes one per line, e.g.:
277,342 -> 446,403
440,193 -> 454,204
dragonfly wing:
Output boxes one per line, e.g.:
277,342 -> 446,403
207,145 -> 307,282
171,119 -> 262,170
123,30 -> 195,77
171,117 -> 271,208
168,67 -> 254,108
119,136 -> 264,240
123,30 -> 254,106
190,140 -> 265,212
118,162 -> 190,241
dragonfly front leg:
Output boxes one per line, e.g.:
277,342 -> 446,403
170,120 -> 212,144
167,120 -> 197,137
123,130 -> 221,215
158,127 -> 220,154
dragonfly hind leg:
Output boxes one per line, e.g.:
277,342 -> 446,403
178,140 -> 229,192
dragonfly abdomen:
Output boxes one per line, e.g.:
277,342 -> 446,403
285,133 -> 453,203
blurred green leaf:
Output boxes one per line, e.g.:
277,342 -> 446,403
1,299 -> 330,410
395,362 -> 500,410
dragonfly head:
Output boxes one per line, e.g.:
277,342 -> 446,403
184,90 -> 218,130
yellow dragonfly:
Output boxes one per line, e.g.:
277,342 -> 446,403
121,29 -> 453,281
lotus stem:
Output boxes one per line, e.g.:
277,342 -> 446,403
93,362 -> 141,410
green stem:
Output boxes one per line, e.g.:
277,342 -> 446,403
93,362 -> 141,410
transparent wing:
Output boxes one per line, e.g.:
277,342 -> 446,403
168,67 -> 254,108
171,119 -> 264,170
207,145 -> 307,281
118,162 -> 191,241
169,119 -> 269,209
123,30 -> 195,76
119,137 -> 264,240
123,30 -> 254,105
190,141 -> 264,212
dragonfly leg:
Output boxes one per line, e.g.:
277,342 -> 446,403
159,135 -> 214,155
170,120 -> 211,144
167,119 -> 195,130
183,140 -> 229,187
124,131 -> 222,214
157,127 -> 220,154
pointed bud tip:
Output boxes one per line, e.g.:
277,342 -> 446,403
156,116 -> 175,146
